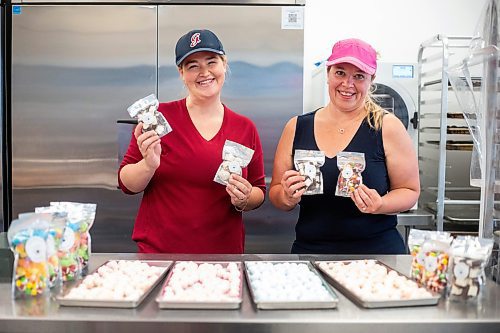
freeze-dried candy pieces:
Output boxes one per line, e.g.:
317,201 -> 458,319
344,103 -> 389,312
335,152 -> 365,197
408,230 -> 455,294
408,229 -> 430,282
35,205 -> 82,281
159,262 -> 242,302
18,211 -> 67,290
49,202 -> 97,276
214,140 -> 254,185
245,262 -> 334,303
317,260 -> 434,302
62,260 -> 165,301
447,236 -> 493,302
8,214 -> 52,298
127,94 -> 172,137
294,150 -> 325,195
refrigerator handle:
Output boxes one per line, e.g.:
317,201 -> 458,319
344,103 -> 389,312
117,119 -> 138,125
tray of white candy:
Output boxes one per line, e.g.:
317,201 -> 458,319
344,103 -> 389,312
56,260 -> 172,308
156,261 -> 243,309
244,261 -> 338,309
315,260 -> 440,308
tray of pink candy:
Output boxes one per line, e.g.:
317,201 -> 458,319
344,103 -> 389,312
314,260 -> 440,308
244,261 -> 338,309
156,261 -> 243,309
56,260 -> 172,308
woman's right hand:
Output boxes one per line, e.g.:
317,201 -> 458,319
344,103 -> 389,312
281,170 -> 306,206
135,123 -> 161,171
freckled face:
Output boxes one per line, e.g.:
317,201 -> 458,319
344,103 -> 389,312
178,51 -> 226,100
327,63 -> 373,112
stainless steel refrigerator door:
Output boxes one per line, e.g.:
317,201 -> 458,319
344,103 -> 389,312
158,5 -> 304,253
11,5 -> 157,251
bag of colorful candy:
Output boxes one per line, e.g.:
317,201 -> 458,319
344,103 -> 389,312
447,236 -> 493,302
7,213 -> 52,298
408,229 -> 431,282
18,211 -> 66,291
408,230 -> 453,293
294,150 -> 325,195
50,202 -> 97,275
35,205 -> 82,282
214,140 -> 255,185
335,152 -> 365,197
127,94 -> 172,137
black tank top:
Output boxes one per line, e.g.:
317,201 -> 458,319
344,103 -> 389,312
291,110 -> 405,254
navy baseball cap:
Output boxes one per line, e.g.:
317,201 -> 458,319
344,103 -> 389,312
175,29 -> 225,66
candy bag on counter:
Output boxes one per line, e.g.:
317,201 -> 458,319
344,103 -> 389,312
50,202 -> 96,276
8,214 -> 51,298
335,152 -> 365,197
36,205 -> 82,281
294,150 -> 325,195
408,229 -> 431,282
19,211 -> 66,290
214,140 -> 255,185
420,231 -> 453,294
447,236 -> 493,302
127,94 -> 172,137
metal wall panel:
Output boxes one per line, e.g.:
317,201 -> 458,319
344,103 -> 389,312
158,5 -> 304,253
11,5 -> 157,251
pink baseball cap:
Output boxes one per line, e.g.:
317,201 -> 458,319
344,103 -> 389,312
326,38 -> 377,75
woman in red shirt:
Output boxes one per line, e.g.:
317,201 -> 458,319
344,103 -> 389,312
119,29 -> 266,254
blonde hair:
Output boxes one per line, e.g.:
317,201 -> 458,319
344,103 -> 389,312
364,86 -> 387,131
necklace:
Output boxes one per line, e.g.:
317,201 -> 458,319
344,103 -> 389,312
323,105 -> 365,135
337,117 -> 362,135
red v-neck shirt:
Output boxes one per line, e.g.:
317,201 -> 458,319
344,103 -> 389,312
119,99 -> 266,253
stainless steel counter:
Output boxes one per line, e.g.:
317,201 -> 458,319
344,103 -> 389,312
0,253 -> 499,333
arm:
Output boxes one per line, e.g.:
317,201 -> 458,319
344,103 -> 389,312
269,117 -> 306,211
119,123 -> 162,193
351,113 -> 420,214
226,123 -> 266,212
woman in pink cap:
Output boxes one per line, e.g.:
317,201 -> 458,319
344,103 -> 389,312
269,38 -> 419,254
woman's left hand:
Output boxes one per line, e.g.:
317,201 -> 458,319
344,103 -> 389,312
226,174 -> 252,211
350,184 -> 384,214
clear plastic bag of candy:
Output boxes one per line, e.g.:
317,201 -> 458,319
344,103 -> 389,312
127,94 -> 172,137
335,152 -> 365,197
49,202 -> 96,276
408,229 -> 431,282
8,213 -> 52,298
447,236 -> 494,302
36,205 -> 82,282
294,150 -> 325,195
420,231 -> 453,294
214,140 -> 255,185
19,211 -> 66,290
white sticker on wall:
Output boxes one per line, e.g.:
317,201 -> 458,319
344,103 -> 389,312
282,7 -> 304,30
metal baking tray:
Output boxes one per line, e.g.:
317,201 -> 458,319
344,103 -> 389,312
314,260 -> 440,308
156,261 -> 243,309
244,261 -> 338,310
56,260 -> 172,308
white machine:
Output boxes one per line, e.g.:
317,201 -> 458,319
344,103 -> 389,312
373,62 -> 419,152
310,62 -> 419,153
